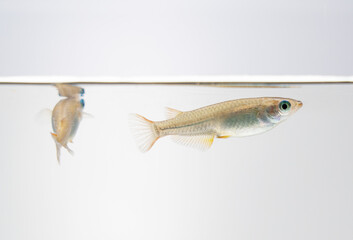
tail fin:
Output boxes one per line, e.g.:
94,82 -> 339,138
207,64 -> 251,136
51,133 -> 61,164
63,145 -> 74,156
129,114 -> 160,152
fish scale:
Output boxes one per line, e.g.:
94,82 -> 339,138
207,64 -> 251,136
130,97 -> 303,152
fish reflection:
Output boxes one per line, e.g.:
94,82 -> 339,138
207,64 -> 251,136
130,97 -> 303,152
55,83 -> 85,98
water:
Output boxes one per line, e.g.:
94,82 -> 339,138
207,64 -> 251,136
0,83 -> 352,240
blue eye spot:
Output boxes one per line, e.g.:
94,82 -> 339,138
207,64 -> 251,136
80,99 -> 85,108
279,100 -> 291,111
80,88 -> 85,96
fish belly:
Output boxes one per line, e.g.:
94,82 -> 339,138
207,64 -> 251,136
220,112 -> 275,137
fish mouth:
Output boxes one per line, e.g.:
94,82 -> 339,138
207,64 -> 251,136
293,100 -> 303,112
297,101 -> 303,108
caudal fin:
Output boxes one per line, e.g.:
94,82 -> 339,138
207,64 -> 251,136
129,114 -> 160,152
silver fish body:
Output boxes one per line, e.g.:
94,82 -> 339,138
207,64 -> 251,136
130,97 -> 302,152
51,98 -> 84,163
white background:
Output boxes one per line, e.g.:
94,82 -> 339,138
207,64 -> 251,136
1,0 -> 353,239
0,0 -> 352,76
0,84 -> 353,240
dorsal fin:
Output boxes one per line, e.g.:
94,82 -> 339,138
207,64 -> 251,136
165,107 -> 183,119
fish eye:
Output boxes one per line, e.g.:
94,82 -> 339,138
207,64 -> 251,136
80,99 -> 85,108
80,88 -> 85,96
279,100 -> 291,111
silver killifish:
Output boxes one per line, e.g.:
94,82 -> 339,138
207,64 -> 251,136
51,98 -> 85,163
55,83 -> 85,98
130,97 -> 303,152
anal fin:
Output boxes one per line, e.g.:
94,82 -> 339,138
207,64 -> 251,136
171,134 -> 215,151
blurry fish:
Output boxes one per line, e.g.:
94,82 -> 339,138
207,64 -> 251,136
51,98 -> 85,163
130,97 -> 303,152
55,83 -> 85,98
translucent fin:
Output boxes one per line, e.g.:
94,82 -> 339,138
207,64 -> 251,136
129,114 -> 160,152
63,145 -> 74,155
51,133 -> 61,164
35,108 -> 52,125
165,107 -> 183,119
82,112 -> 94,119
171,134 -> 215,151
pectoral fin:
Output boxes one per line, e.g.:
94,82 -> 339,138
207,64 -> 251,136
171,134 -> 215,151
82,112 -> 94,119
